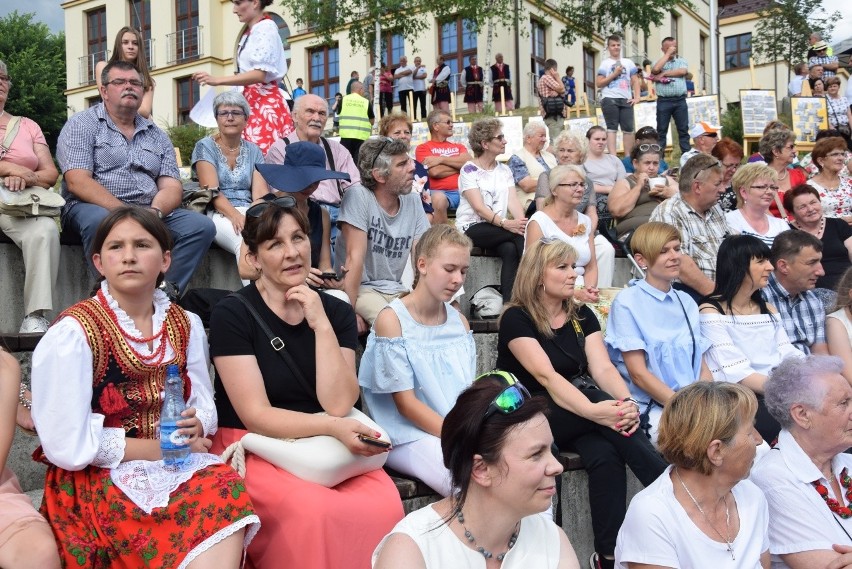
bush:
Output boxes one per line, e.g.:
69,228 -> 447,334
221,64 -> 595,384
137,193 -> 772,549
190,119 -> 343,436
166,123 -> 211,168
720,103 -> 744,147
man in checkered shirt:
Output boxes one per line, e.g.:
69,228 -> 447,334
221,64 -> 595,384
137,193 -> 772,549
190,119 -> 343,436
58,61 -> 215,296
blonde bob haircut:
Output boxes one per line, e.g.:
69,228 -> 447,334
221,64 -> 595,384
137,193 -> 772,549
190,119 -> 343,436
504,238 -> 579,337
629,222 -> 681,268
731,162 -> 779,208
411,224 -> 472,287
657,382 -> 758,476
545,164 -> 586,207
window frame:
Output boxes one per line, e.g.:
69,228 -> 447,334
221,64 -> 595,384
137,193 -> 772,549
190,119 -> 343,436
530,18 -> 546,83
438,17 -> 477,93
129,0 -> 153,68
174,0 -> 200,63
176,75 -> 199,125
583,46 -> 596,103
308,44 -> 340,103
724,32 -> 752,70
86,7 -> 108,85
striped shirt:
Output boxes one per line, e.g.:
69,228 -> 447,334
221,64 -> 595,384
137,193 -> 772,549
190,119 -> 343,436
654,57 -> 688,98
57,103 -> 179,209
761,273 -> 826,354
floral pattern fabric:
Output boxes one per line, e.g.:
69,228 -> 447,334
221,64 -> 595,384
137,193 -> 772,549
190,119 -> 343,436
242,82 -> 295,155
810,177 -> 852,219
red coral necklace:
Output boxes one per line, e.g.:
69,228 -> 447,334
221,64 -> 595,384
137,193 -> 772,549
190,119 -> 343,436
97,289 -> 169,366
812,468 -> 852,518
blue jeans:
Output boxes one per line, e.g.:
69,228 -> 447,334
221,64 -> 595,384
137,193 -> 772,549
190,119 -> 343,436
656,95 -> 690,153
63,202 -> 216,294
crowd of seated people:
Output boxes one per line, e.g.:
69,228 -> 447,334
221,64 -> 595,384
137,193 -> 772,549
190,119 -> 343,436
10,50 -> 852,569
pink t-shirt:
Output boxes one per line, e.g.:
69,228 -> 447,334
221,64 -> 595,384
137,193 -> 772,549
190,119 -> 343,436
1,117 -> 46,171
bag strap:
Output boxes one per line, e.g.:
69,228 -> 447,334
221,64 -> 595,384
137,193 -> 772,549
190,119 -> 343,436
549,316 -> 589,377
0,116 -> 22,161
229,292 -> 317,398
319,137 -> 343,198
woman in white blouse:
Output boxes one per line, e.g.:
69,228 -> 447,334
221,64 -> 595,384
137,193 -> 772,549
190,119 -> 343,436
725,163 -> 791,247
699,235 -> 802,443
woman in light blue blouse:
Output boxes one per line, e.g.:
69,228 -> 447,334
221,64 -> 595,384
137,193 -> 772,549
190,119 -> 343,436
605,222 -> 711,444
192,91 -> 268,278
359,225 -> 476,496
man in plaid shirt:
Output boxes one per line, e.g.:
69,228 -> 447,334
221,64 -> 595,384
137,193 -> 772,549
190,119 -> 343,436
538,59 -> 566,141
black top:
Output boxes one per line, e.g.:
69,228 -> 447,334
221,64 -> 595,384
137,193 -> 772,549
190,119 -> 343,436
209,283 -> 358,429
817,216 -> 852,290
496,304 -> 600,394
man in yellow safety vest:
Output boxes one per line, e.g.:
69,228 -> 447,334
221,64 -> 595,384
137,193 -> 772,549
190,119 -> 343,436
338,81 -> 375,162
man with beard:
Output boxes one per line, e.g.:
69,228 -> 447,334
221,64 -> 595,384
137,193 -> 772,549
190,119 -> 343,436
57,60 -> 214,297
336,138 -> 429,332
266,93 -> 361,249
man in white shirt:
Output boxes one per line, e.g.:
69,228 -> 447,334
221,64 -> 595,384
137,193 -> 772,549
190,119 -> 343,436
412,56 -> 428,120
788,62 -> 809,97
394,56 -> 415,116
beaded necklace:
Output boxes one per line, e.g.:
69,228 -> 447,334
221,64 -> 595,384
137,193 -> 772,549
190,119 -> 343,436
812,467 -> 852,518
456,510 -> 519,562
96,289 -> 169,366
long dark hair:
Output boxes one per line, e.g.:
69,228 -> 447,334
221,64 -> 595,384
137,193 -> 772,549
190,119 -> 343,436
705,235 -> 770,314
441,373 -> 548,521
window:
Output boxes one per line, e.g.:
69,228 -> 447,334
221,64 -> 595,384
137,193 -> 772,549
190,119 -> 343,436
85,7 -> 107,85
670,12 -> 680,43
530,19 -> 546,83
176,76 -> 199,124
266,12 -> 291,68
439,17 -> 477,92
699,33 -> 707,91
724,33 -> 751,70
86,95 -> 102,108
631,28 -> 640,60
129,0 -> 153,68
173,0 -> 200,63
583,47 -> 596,103
309,44 -> 339,101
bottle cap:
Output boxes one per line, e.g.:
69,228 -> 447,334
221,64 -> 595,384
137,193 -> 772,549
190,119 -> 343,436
166,364 -> 180,376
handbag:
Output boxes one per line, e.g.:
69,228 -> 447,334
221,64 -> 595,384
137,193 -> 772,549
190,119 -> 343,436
0,117 -> 65,217
220,292 -> 389,487
541,96 -> 565,117
470,285 -> 502,319
181,181 -> 219,214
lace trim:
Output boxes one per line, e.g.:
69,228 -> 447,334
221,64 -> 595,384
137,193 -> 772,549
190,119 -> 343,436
196,407 -> 216,438
92,427 -> 126,468
100,281 -> 171,344
177,514 -> 261,569
110,453 -> 224,514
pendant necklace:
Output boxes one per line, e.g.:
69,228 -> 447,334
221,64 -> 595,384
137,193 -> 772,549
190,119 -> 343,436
675,467 -> 736,561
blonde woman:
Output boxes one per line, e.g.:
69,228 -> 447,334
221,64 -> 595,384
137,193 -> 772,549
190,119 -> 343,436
725,163 -> 791,247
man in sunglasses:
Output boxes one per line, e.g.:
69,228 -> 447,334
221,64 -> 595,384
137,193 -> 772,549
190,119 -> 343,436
336,137 -> 429,333
415,110 -> 471,225
57,60 -> 215,298
679,121 -> 721,167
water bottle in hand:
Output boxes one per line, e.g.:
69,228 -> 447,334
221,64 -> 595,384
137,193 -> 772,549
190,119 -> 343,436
160,364 -> 190,467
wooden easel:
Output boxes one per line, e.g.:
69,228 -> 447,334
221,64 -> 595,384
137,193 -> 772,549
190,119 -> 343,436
568,92 -> 591,118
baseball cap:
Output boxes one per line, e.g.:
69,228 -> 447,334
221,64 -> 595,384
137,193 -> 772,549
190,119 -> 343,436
689,121 -> 722,139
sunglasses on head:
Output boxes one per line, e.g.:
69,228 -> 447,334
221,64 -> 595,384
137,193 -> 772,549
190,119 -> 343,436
477,371 -> 531,419
246,195 -> 297,218
638,143 -> 661,152
370,137 -> 394,170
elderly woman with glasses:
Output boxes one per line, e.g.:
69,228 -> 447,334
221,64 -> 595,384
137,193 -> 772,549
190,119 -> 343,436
192,91 -> 268,280
809,137 -> 852,223
725,163 -> 791,247
759,128 -> 807,218
497,238 -> 667,569
456,118 -> 527,303
616,382 -> 769,568
609,143 -> 677,240
711,137 -> 745,212
373,372 -> 581,568
751,355 -> 852,569
209,196 -> 403,569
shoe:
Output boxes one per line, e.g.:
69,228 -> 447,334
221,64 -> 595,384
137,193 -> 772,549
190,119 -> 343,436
590,552 -> 615,569
19,314 -> 50,334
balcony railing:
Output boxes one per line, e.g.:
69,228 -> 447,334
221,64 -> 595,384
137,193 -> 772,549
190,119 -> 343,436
167,26 -> 203,65
78,50 -> 109,87
144,38 -> 155,69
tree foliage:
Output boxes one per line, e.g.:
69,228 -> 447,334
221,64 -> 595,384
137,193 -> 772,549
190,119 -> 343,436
550,0 -> 690,47
751,0 -> 839,71
0,11 -> 67,151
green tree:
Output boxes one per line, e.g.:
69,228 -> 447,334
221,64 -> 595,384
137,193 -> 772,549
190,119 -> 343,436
0,11 -> 67,151
751,0 -> 839,80
549,0 -> 689,47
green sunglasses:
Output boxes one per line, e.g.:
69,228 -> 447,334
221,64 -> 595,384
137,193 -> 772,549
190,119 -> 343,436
477,370 -> 531,419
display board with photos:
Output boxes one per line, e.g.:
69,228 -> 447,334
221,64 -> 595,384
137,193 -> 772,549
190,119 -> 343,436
496,115 -> 525,160
448,122 -> 473,150
790,96 -> 828,146
687,95 -> 721,131
740,90 -> 778,137
633,101 -> 673,148
565,117 -> 598,139
410,122 -> 430,149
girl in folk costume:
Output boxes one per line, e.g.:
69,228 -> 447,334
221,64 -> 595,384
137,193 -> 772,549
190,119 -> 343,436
430,56 -> 452,111
462,56 -> 484,113
31,207 -> 259,569
193,0 -> 295,154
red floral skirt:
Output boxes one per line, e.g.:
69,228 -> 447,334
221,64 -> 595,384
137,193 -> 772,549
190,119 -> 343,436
40,463 -> 257,568
242,82 -> 296,155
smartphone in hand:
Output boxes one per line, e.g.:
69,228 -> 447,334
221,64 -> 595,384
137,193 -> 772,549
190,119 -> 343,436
358,434 -> 391,449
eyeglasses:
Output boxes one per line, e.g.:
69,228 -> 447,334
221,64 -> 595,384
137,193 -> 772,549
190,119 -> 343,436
478,371 -> 531,419
558,182 -> 584,189
826,152 -> 847,159
439,120 -> 454,126
783,144 -> 796,151
370,137 -> 394,170
106,78 -> 143,88
491,134 -> 506,142
0,75 -> 9,83
638,143 -> 661,152
749,184 -> 780,193
722,162 -> 740,170
702,132 -> 719,138
693,159 -> 721,180
246,195 -> 297,218
216,110 -> 246,118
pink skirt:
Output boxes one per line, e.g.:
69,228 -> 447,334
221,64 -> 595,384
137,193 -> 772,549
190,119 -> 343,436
213,427 -> 404,569
242,82 -> 296,155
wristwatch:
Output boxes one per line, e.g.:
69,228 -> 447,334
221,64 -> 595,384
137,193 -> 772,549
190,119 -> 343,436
150,207 -> 164,219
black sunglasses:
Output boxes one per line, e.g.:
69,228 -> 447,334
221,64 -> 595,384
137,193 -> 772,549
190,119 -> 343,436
246,195 -> 297,218
370,137 -> 394,170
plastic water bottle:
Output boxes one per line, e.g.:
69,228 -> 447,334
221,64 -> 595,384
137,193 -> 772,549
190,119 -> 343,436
160,364 -> 190,468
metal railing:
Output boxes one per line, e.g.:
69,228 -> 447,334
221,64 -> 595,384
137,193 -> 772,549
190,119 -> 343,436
78,50 -> 109,86
167,26 -> 203,65
144,38 -> 155,69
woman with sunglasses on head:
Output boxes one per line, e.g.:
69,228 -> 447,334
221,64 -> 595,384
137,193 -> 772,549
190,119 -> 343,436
95,27 -> 155,118
605,222 -> 712,445
497,239 -> 667,569
209,196 -> 403,569
711,137 -> 745,213
608,144 -> 677,241
359,225 -> 475,497
31,207 -> 259,568
456,118 -> 527,303
725,163 -> 791,247
759,128 -> 806,219
525,165 -> 601,304
373,372 -> 581,568
192,91 -> 268,283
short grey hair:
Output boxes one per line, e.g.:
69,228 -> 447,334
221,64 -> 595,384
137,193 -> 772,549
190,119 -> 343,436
759,128 -> 795,162
551,131 -> 587,162
523,121 -> 546,139
213,91 -> 251,118
358,137 -> 410,191
468,118 -> 502,157
679,153 -> 722,194
765,355 -> 841,428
